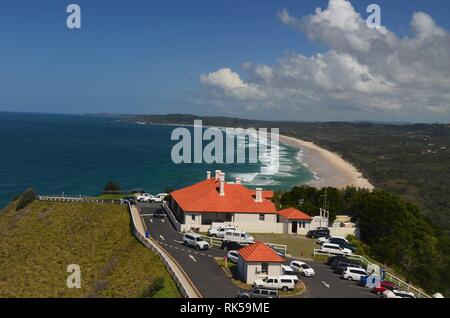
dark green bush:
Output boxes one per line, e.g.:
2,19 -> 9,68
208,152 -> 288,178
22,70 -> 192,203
104,181 -> 122,192
141,276 -> 164,298
16,188 -> 37,211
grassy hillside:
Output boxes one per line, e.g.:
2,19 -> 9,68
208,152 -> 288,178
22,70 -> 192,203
0,200 -> 180,298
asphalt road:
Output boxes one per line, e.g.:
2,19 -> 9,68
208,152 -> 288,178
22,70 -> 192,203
138,203 -> 238,298
137,203 -> 378,299
296,261 -> 378,298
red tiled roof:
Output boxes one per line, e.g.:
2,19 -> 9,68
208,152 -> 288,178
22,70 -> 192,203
277,208 -> 313,221
238,241 -> 285,263
170,178 -> 277,214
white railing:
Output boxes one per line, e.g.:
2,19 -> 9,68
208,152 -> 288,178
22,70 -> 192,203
125,200 -> 202,298
38,195 -> 121,205
313,249 -> 431,298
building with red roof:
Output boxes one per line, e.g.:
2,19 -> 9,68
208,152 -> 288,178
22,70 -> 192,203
236,241 -> 285,284
167,170 -> 316,234
277,207 -> 314,235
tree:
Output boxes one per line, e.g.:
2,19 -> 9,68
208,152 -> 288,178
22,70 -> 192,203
16,187 -> 37,211
104,181 -> 122,193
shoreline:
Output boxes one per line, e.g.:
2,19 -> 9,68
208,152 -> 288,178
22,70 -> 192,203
126,120 -> 374,190
279,134 -> 374,190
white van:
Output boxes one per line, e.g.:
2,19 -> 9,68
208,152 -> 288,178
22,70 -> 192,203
208,225 -> 238,238
223,230 -> 255,244
253,276 -> 296,291
321,243 -> 352,255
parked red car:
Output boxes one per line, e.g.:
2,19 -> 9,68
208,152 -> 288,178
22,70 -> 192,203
372,281 -> 396,295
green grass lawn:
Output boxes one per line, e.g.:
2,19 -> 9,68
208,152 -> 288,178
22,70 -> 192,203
253,233 -> 318,258
0,200 -> 179,298
88,194 -> 132,200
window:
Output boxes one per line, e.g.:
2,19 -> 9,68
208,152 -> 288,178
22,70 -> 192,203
253,290 -> 261,295
259,214 -> 265,221
260,290 -> 267,296
191,214 -> 196,221
261,263 -> 269,274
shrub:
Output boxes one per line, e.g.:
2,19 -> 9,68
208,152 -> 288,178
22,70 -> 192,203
104,181 -> 122,193
141,276 -> 164,298
16,188 -> 37,211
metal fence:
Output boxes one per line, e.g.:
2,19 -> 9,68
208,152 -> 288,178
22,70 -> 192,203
38,196 -> 122,205
313,249 -> 431,298
126,201 -> 202,298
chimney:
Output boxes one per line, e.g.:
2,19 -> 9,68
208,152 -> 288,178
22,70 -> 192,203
219,173 -> 225,196
255,188 -> 263,203
215,170 -> 221,180
235,177 -> 242,185
206,171 -> 211,179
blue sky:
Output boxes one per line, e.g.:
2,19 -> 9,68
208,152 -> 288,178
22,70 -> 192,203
1,0 -> 449,121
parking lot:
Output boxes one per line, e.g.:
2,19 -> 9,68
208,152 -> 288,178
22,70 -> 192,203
137,203 -> 378,298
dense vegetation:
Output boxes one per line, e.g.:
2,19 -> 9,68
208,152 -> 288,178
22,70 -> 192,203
0,198 -> 179,298
103,181 -> 122,193
15,187 -> 36,211
124,114 -> 450,235
273,186 -> 450,296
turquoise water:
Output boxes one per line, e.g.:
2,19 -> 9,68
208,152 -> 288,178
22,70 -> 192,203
0,112 -> 313,208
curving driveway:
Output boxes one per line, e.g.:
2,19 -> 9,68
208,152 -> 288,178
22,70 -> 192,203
138,203 -> 238,298
137,203 -> 378,299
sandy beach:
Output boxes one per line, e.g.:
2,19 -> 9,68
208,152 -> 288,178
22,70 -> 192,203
279,134 -> 374,190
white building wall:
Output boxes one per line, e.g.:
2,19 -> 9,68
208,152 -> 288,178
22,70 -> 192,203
227,213 -> 283,233
243,262 -> 283,284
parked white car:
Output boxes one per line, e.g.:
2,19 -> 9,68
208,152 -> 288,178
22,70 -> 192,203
281,266 -> 299,282
317,236 -> 330,244
136,193 -> 154,202
391,289 -> 416,298
182,232 -> 210,250
381,289 -> 416,298
253,276 -> 296,291
208,225 -> 238,238
321,243 -> 352,256
153,193 -> 168,203
223,230 -> 254,244
226,250 -> 240,263
289,261 -> 315,277
342,267 -> 368,281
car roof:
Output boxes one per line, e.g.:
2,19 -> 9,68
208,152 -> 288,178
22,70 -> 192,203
291,260 -> 306,265
185,232 -> 202,238
323,243 -> 341,247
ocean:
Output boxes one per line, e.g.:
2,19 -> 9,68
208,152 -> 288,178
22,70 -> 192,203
0,112 -> 314,208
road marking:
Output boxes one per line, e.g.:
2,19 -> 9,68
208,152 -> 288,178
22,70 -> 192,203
194,251 -> 199,254
180,248 -> 185,251
322,281 -> 330,288
201,253 -> 205,256
175,247 -> 179,250
160,235 -> 165,241
168,245 -> 173,248
208,255 -> 213,258
150,219 -> 153,223
189,254 -> 197,262
174,240 -> 183,244
161,219 -> 165,223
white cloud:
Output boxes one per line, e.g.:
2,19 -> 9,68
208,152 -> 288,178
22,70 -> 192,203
199,0 -> 450,121
200,68 -> 265,100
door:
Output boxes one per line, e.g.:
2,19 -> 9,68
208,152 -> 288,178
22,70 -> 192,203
292,221 -> 298,234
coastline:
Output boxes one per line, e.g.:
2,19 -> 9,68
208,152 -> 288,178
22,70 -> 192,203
279,134 -> 374,190
126,120 -> 374,190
